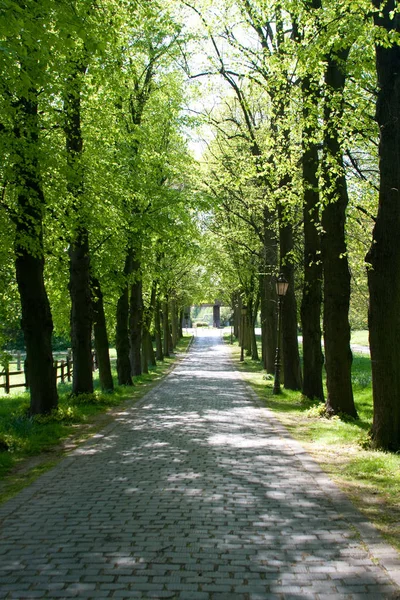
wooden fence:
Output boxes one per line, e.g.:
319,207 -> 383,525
0,352 -> 98,395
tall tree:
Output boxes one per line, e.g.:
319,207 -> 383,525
321,44 -> 358,419
299,0 -> 324,402
64,52 -> 93,395
366,0 -> 400,450
92,276 -> 114,392
2,1 -> 58,414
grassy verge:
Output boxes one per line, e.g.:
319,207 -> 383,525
351,329 -> 369,347
0,335 -> 192,503
225,332 -> 400,554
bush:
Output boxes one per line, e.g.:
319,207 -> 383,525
33,406 -> 79,424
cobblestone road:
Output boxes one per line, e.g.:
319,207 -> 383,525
0,330 -> 399,599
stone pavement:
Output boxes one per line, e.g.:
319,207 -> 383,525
0,330 -> 399,600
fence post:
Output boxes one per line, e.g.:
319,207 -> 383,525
24,358 -> 29,390
66,356 -> 71,382
5,364 -> 10,394
61,360 -> 65,383
54,360 -> 58,383
17,352 -> 21,371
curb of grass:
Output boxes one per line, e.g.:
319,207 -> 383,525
224,341 -> 400,590
0,335 -> 194,506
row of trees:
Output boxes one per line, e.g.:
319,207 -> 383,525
0,1 -> 208,413
1,0 -> 399,452
185,0 -> 400,451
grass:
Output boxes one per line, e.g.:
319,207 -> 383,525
224,331 -> 400,555
0,335 -> 192,503
351,329 -> 369,347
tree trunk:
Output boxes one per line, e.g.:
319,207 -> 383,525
231,293 -> 238,338
245,299 -> 252,357
179,309 -> 184,339
259,273 -> 276,373
301,76 -> 324,401
69,232 -> 93,395
366,0 -> 400,450
15,251 -> 58,414
298,0 -> 324,403
116,251 -> 134,385
162,299 -> 170,358
321,49 -> 357,418
147,330 -> 157,366
92,277 -> 114,392
155,300 -> 164,361
142,330 -> 156,372
13,93 -> 58,414
248,296 -> 259,361
141,334 -> 149,374
279,209 -> 302,391
142,282 -> 157,371
65,58 -> 93,395
129,262 -> 143,377
171,297 -> 178,348
238,295 -> 244,350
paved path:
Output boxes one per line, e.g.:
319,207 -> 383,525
0,331 -> 399,600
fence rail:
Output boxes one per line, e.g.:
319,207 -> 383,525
1,353 -> 98,395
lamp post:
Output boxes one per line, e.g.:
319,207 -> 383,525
273,274 -> 289,394
240,305 -> 247,361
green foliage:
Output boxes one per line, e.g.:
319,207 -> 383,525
67,391 -> 120,406
33,406 -> 80,425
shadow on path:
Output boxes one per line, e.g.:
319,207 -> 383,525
0,330 -> 399,599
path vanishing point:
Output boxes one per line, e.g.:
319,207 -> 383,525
1,329 -> 399,599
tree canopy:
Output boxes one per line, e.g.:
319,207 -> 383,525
0,0 -> 399,450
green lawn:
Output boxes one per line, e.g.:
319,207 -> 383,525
351,330 -> 369,347
225,332 -> 400,555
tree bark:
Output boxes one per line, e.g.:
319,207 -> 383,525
162,299 -> 170,358
64,58 -> 93,395
301,75 -> 324,401
92,277 -> 114,392
259,272 -> 277,373
129,261 -> 143,377
171,297 -> 179,348
69,231 -> 93,395
142,330 -> 156,373
232,292 -> 240,338
155,299 -> 164,361
247,296 -> 259,361
321,49 -> 357,418
116,251 -> 134,385
366,0 -> 400,450
278,206 -> 302,391
13,94 -> 58,415
179,309 -> 184,339
141,333 -> 149,375
142,282 -> 157,370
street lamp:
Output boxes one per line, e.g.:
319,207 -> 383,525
273,274 -> 289,394
240,305 -> 247,361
